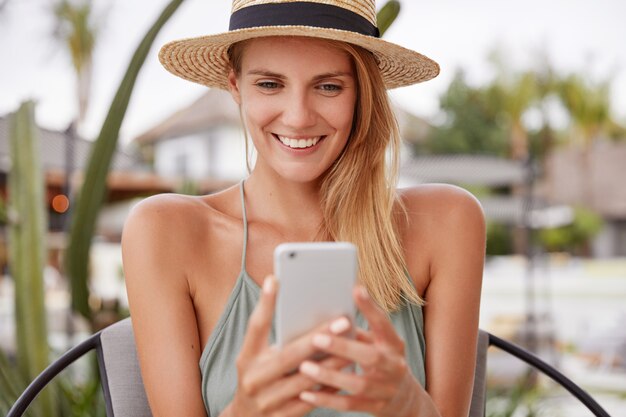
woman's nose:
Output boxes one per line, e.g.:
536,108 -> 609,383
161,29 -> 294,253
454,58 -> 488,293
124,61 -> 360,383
281,91 -> 317,129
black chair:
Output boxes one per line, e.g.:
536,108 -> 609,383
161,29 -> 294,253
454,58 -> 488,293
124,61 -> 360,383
6,320 -> 612,417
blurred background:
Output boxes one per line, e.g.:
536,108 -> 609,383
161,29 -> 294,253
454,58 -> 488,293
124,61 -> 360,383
0,0 -> 625,416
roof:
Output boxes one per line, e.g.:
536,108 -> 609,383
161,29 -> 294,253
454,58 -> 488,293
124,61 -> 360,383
133,89 -> 242,145
401,154 -> 528,186
0,115 -> 141,173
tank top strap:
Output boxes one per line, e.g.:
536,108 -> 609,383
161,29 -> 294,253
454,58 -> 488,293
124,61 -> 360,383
239,180 -> 249,273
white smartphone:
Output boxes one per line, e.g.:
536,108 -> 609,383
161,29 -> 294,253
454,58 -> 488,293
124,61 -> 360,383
274,242 -> 358,347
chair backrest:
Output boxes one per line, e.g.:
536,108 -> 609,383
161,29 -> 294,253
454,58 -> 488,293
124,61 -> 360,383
468,330 -> 489,417
8,320 -> 489,417
99,318 -> 153,417
99,320 -> 490,417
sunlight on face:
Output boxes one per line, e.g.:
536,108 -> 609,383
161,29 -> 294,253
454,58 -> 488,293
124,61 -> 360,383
228,36 -> 357,184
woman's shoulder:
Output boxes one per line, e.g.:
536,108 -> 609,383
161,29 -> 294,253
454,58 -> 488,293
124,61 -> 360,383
398,183 -> 484,222
397,184 -> 486,291
396,183 -> 485,246
122,185 -> 240,249
123,193 -> 205,236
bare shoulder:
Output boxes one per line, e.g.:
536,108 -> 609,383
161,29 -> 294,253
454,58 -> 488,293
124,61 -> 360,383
396,184 -> 485,293
398,183 -> 485,234
399,185 -> 486,416
122,193 -> 205,253
122,187 -> 238,246
121,187 -> 241,284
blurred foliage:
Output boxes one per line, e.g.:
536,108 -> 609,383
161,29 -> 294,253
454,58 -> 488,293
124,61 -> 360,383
66,0 -> 184,321
52,0 -> 99,125
414,48 -> 623,256
539,207 -> 603,254
486,222 -> 514,256
377,0 -> 400,36
415,49 -> 624,159
5,101 -> 56,417
2,1 -> 185,415
176,178 -> 201,196
487,370 -> 544,417
556,74 -> 612,147
417,70 -> 510,156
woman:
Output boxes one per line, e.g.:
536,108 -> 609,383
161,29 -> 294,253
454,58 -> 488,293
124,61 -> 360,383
122,1 -> 485,416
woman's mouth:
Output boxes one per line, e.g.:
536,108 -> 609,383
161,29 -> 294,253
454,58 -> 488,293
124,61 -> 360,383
274,134 -> 325,149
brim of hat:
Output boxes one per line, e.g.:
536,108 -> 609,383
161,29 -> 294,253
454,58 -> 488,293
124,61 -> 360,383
158,26 -> 440,90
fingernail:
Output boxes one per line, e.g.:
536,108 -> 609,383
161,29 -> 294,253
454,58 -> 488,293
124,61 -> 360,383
263,277 -> 274,294
312,333 -> 331,348
300,391 -> 316,402
300,361 -> 320,376
329,317 -> 350,334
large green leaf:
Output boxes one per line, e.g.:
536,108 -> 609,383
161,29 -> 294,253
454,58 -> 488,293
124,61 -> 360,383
377,0 -> 401,36
66,0 -> 185,319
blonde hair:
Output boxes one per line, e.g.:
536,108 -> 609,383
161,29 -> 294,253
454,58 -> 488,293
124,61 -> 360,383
229,38 -> 423,312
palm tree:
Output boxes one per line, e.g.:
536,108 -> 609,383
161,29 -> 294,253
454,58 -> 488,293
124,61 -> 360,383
52,0 -> 97,129
557,74 -> 613,207
557,74 -> 612,147
485,50 -> 540,161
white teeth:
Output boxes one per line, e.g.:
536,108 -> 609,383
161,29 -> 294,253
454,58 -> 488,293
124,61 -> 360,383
277,135 -> 321,149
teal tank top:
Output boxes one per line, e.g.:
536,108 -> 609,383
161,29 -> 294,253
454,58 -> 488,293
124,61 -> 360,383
200,181 -> 426,416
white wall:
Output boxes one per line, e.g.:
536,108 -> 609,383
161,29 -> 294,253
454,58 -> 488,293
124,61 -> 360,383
154,125 -> 248,181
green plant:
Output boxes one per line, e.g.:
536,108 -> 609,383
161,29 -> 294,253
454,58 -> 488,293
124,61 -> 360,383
487,370 -> 544,417
377,0 -> 400,35
4,101 -> 56,416
539,207 -> 603,254
486,222 -> 514,256
65,0 -> 185,320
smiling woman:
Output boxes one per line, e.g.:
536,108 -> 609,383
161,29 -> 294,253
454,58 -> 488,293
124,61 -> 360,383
227,37 -> 357,183
121,1 -> 485,417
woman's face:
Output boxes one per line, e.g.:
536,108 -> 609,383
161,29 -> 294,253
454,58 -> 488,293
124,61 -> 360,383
228,37 -> 357,183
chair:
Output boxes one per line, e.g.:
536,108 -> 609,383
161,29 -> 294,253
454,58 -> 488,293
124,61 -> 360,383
7,321 -> 612,417
7,318 -> 152,417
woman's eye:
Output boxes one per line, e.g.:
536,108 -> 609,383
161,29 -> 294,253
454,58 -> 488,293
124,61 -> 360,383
318,84 -> 342,92
256,81 -> 281,89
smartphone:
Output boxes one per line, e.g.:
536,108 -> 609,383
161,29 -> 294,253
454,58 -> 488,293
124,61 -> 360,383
274,242 -> 358,347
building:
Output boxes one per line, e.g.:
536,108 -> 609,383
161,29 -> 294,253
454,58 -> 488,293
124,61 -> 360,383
541,141 -> 626,257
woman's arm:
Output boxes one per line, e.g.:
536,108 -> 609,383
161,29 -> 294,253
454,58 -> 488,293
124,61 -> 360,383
122,196 -> 208,417
295,185 -> 485,417
418,185 -> 486,417
122,195 -> 347,417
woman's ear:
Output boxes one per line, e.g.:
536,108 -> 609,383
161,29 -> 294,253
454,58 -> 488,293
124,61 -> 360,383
227,70 -> 242,105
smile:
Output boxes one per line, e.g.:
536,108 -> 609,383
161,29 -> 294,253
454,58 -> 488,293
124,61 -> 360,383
275,134 -> 325,149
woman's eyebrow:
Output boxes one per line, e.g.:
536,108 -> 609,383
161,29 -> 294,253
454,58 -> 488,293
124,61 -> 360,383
246,69 -> 285,79
312,71 -> 353,81
246,69 -> 353,81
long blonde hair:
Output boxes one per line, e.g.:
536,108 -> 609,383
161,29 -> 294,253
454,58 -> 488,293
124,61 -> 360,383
229,38 -> 423,312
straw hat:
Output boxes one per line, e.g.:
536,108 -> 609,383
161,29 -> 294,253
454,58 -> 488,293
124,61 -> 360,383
159,0 -> 440,90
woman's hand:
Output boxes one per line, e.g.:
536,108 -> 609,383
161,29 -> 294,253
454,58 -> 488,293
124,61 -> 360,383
297,286 -> 431,417
224,276 -> 351,417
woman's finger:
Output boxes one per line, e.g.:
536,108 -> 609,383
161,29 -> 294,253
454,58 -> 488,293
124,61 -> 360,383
355,328 -> 374,344
254,370 -> 319,412
354,286 -> 404,350
299,389 -> 385,414
244,317 -> 351,388
255,355 -> 351,411
240,275 -> 278,359
311,333 -> 394,372
299,360 -> 393,399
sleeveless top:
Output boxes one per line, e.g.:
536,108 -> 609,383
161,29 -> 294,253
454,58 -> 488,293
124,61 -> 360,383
200,181 -> 426,417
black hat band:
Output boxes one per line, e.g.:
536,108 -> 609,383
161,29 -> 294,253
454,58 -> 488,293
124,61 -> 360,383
229,2 -> 380,38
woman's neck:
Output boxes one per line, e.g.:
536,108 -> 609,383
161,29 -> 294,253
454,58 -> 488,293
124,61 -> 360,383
244,168 -> 325,241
